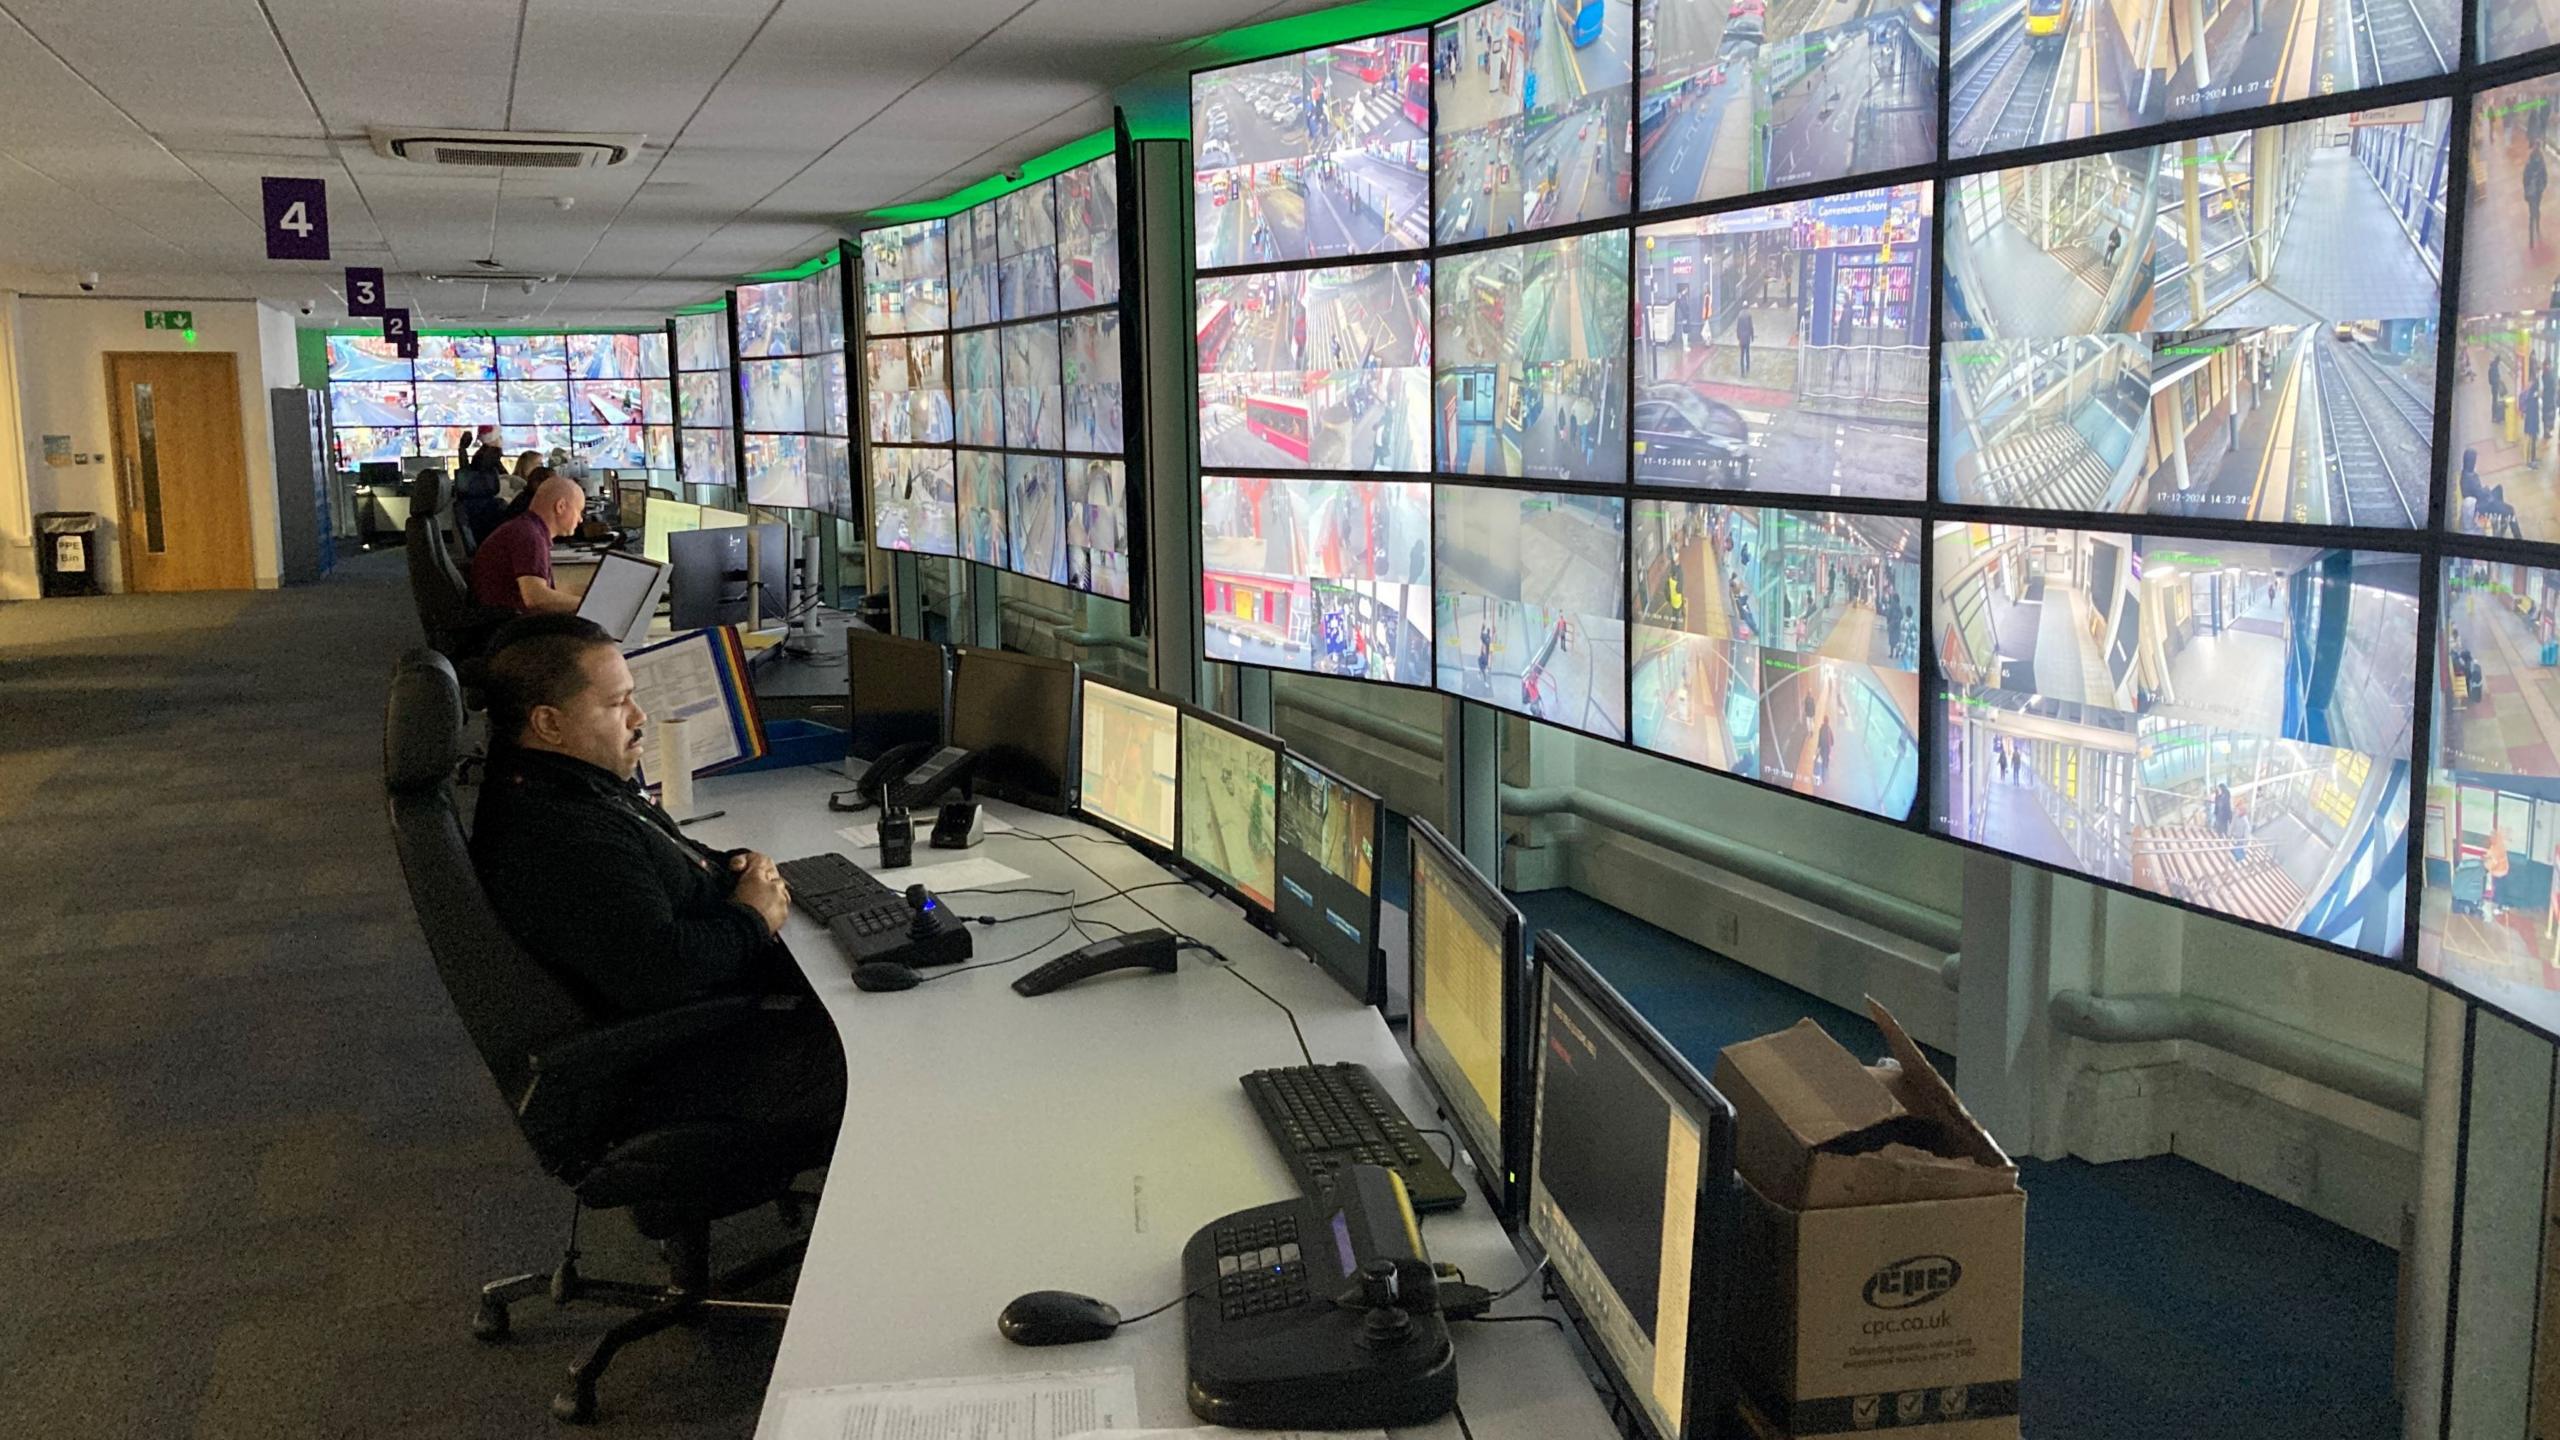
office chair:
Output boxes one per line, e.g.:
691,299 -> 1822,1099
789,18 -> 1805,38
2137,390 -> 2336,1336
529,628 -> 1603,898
382,649 -> 827,1424
405,468 -> 512,664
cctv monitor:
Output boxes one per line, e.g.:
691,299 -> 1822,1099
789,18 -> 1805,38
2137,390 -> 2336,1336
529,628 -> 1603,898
1525,932 -> 1737,1440
1276,754 -> 1384,1007
948,646 -> 1079,813
844,629 -> 948,762
1407,816 -> 1528,1219
1177,708 -> 1282,915
359,461 -> 403,487
665,522 -> 790,631
1076,677 -> 1179,852
573,551 -> 670,649
641,497 -> 703,563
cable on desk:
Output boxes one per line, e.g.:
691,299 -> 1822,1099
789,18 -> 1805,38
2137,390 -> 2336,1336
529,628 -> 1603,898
1452,1400 -> 1479,1440
1112,1282 -> 1211,1326
1415,1126 -> 1457,1172
1462,1312 -> 1566,1333
1190,942 -> 1315,1068
953,879 -> 1193,928
997,829 -> 1192,937
914,919 -> 1081,982
1486,1255 -> 1550,1305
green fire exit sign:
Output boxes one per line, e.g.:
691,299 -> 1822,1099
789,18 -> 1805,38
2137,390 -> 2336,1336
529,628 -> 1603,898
143,310 -> 194,330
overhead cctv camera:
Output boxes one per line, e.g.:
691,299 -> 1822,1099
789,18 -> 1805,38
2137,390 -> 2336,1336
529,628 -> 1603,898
298,300 -> 315,317
1003,167 -> 1024,182
76,271 -> 100,293
519,278 -> 539,296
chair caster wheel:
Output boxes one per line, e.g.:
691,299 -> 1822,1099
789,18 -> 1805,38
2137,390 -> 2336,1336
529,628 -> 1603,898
552,1380 -> 597,1424
472,1297 -> 511,1343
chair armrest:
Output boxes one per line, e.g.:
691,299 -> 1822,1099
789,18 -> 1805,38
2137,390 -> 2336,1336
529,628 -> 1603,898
515,995 -> 766,1165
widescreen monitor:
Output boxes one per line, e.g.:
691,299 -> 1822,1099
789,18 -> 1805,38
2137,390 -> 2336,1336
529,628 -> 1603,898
573,551 -> 669,648
1076,677 -> 1179,852
1526,932 -> 1736,1440
1435,486 -> 1629,740
1177,708 -> 1282,915
1200,475 -> 1433,686
1431,0 -> 1634,243
1195,262 -> 1432,473
949,647 -> 1079,813
1190,30 -> 1430,268
1931,525 -> 2415,957
844,629 -> 948,762
666,521 -> 791,632
1407,816 -> 1528,1218
1276,754 -> 1384,1007
1434,230 -> 1630,484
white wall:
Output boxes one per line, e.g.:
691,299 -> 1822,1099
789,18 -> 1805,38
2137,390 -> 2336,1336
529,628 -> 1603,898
0,293 -> 34,599
8,297 -> 298,593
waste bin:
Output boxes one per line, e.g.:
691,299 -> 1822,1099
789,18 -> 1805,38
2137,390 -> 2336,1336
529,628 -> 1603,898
35,511 -> 101,597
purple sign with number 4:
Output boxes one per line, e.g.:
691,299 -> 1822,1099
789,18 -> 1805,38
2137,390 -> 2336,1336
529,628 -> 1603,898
262,177 -> 330,261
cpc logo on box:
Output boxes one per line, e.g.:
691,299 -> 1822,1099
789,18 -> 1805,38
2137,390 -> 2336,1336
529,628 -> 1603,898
1861,1254 -> 1962,1310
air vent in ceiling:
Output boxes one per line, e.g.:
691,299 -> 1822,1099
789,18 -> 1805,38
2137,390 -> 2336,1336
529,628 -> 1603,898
370,128 -> 642,169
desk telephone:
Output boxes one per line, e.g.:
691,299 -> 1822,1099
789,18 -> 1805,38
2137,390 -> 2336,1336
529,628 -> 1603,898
844,742 -> 978,811
1182,1164 -> 1457,1430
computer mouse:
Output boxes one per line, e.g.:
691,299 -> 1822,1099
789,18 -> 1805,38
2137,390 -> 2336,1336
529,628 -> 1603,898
997,1290 -> 1123,1347
852,961 -> 921,993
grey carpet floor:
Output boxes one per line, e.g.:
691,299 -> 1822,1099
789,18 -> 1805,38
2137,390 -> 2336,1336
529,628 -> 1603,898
0,553 -> 793,1438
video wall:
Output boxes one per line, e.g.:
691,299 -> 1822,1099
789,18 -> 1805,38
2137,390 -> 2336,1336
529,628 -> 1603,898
734,260 -> 856,518
672,311 -> 735,490
857,149 -> 1135,600
325,331 -> 672,471
1179,0 -> 2560,991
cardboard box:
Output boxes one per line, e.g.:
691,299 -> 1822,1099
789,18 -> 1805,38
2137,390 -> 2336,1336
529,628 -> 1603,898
1712,1001 -> 2024,1438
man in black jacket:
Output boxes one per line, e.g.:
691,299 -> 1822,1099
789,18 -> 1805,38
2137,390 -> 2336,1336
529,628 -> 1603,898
470,615 -> 843,1142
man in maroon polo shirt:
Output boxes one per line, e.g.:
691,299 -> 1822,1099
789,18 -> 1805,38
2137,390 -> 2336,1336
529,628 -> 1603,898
469,473 -> 586,614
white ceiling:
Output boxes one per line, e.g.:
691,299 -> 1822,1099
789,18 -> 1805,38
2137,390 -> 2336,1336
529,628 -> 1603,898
0,0 -> 1308,327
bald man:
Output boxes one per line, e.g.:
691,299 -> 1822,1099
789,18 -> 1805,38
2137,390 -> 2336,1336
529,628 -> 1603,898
469,473 -> 587,614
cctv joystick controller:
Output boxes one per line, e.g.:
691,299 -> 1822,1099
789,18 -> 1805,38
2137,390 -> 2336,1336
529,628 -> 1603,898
1355,1260 -> 1415,1351
905,884 -> 941,942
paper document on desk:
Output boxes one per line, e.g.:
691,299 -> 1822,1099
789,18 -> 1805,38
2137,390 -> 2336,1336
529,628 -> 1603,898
1061,1430 -> 1386,1440
772,1365 -> 1138,1440
1054,1414 -> 1392,1424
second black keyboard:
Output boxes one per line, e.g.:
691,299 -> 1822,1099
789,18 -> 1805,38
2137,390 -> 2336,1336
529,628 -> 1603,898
1240,1062 -> 1467,1213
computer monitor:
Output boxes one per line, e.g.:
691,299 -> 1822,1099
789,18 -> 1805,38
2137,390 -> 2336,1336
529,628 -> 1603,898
1276,754 -> 1383,1007
1526,932 -> 1737,1440
845,628 -> 948,762
1406,816 -> 1528,1219
359,460 -> 403,487
666,522 -> 790,631
573,551 -> 670,648
641,497 -> 702,563
1177,708 -> 1282,915
949,646 -> 1079,813
1076,677 -> 1178,852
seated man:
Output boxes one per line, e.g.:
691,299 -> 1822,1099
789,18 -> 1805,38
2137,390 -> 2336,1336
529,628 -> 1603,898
469,474 -> 586,614
470,614 -> 843,1142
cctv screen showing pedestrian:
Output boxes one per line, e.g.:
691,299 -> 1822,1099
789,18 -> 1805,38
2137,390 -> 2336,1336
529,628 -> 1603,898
1632,502 -> 1920,818
1436,486 -> 1629,739
1196,261 -> 1433,473
1007,454 -> 1070,585
958,451 -> 1007,568
859,219 -> 949,336
1941,107 -> 2444,529
1932,523 -> 2416,955
871,447 -> 958,559
1436,230 -> 1632,483
1432,0 -> 1636,245
1193,31 -> 1432,268
326,329 -> 669,473
864,337 -> 953,446
998,177 -> 1061,321
1946,0 -> 2450,158
951,202 -> 999,330
1638,0 -> 1939,206
1057,155 -> 1121,310
1202,475 -> 1434,686
2422,561 -> 2560,1037
1634,182 -> 1931,498
2450,75 -> 2560,545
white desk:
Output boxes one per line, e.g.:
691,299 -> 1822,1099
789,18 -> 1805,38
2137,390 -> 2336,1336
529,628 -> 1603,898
683,767 -> 1617,1440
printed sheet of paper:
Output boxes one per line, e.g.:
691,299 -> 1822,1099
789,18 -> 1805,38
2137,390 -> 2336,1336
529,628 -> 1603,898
771,1366 -> 1138,1440
1060,1429 -> 1386,1440
627,632 -> 743,773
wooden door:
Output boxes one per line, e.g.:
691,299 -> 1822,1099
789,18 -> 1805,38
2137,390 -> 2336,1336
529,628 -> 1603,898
105,351 -> 254,592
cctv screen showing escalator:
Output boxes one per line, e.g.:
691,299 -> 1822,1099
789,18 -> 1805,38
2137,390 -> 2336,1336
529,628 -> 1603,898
1939,108 -> 2446,529
1932,523 -> 2416,955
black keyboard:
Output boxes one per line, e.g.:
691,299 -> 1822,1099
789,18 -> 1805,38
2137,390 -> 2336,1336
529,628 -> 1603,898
1240,1063 -> 1467,1213
779,852 -> 973,969
1208,1210 -> 1312,1320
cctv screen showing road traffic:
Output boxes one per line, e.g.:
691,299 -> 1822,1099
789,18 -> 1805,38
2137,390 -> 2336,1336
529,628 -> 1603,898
327,329 -> 671,474
1193,32 -> 1432,268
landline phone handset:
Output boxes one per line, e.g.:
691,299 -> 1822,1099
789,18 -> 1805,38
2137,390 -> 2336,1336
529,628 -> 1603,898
1182,1163 -> 1457,1430
834,743 -> 979,812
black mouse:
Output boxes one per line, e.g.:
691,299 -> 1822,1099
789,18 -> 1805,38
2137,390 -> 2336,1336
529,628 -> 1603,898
997,1290 -> 1122,1346
852,961 -> 920,992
